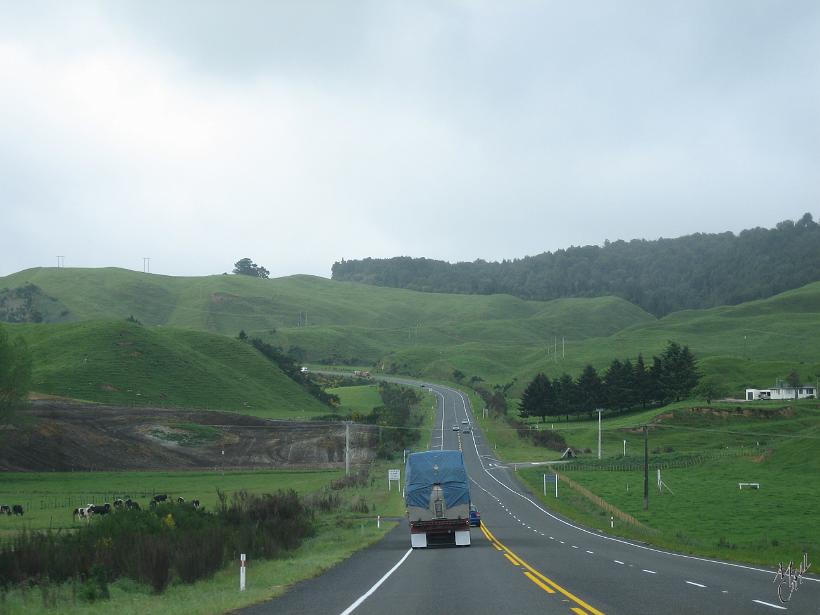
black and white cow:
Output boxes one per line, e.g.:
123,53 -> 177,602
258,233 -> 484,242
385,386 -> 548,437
191,499 -> 201,510
73,506 -> 93,522
0,505 -> 10,515
12,505 -> 23,516
89,503 -> 111,515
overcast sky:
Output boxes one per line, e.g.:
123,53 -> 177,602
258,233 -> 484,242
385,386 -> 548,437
1,1 -> 818,279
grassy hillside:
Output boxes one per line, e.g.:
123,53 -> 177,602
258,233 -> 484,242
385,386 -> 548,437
7,320 -> 329,417
500,282 -> 820,397
3,267 -> 819,397
0,266 -> 654,369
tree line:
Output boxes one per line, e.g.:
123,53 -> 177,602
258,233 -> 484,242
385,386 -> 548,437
518,342 -> 699,421
332,213 -> 820,317
239,332 -> 340,407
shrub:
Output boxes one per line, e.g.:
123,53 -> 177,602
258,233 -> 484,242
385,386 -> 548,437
528,429 -> 568,451
0,492 -> 318,595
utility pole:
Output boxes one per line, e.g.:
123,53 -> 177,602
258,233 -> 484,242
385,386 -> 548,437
345,422 -> 350,476
562,337 -> 565,359
56,256 -> 65,269
597,409 -> 603,459
643,425 -> 649,511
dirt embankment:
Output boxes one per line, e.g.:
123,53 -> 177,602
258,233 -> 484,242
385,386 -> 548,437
0,401 -> 378,472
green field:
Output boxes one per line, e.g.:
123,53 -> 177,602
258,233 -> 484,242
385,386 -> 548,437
6,320 -> 327,417
507,398 -> 820,566
326,384 -> 384,417
0,462 -> 408,614
0,469 -> 342,537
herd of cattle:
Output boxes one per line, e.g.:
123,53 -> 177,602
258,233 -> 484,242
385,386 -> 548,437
72,494 -> 202,521
1,495 -> 202,522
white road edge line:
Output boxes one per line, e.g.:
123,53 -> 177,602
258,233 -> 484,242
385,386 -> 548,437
439,385 -> 820,585
339,548 -> 413,615
614,560 -> 625,565
686,581 -> 706,588
751,599 -> 787,610
642,569 -> 656,574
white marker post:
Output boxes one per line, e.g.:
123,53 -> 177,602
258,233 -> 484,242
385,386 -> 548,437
239,553 -> 246,591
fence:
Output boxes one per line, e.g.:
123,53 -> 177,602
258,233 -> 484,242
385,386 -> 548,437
553,472 -> 658,534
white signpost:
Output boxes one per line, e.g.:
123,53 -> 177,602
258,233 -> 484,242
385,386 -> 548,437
239,553 -> 246,591
543,473 -> 558,498
388,469 -> 401,491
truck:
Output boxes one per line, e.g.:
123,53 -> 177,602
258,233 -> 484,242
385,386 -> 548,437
405,450 -> 471,548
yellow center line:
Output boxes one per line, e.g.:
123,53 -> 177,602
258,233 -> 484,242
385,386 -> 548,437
524,571 -> 555,593
504,553 -> 521,566
571,608 -> 589,615
482,524 -> 606,615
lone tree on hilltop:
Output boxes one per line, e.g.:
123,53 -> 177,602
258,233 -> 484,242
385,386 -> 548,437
233,258 -> 270,279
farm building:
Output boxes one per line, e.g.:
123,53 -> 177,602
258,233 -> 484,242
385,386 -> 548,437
745,386 -> 816,401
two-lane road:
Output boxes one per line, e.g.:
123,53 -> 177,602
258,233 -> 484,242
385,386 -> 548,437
243,381 -> 819,615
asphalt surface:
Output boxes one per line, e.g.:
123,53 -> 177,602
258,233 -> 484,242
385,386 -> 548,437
241,381 -> 820,615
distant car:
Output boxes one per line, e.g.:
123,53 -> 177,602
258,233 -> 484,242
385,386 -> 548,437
452,425 -> 460,431
461,419 -> 469,425
469,504 -> 481,527
462,426 -> 471,434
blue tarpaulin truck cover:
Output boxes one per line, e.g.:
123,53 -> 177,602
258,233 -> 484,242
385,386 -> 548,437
405,450 -> 470,509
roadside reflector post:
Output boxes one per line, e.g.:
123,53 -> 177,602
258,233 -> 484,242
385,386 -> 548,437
377,515 -> 381,529
555,473 -> 558,498
543,473 -> 546,496
240,553 -> 246,591
610,516 -> 614,529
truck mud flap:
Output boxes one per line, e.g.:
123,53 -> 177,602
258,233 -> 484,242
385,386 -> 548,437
455,530 -> 471,546
411,533 -> 428,548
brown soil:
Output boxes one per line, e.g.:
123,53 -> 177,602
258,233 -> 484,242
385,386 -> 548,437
0,401 -> 378,472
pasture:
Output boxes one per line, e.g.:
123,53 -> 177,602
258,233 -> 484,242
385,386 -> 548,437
0,462 -> 407,614
0,469 -> 343,537
8,320 -> 328,417
514,399 -> 820,566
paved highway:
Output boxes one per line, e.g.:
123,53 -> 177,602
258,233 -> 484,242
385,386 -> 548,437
243,381 -> 819,615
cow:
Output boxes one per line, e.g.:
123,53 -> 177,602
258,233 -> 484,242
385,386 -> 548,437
89,503 -> 111,515
113,498 -> 124,510
191,499 -> 201,510
152,494 -> 168,503
125,498 -> 140,511
12,505 -> 23,516
0,505 -> 10,515
176,497 -> 185,504
73,506 -> 93,522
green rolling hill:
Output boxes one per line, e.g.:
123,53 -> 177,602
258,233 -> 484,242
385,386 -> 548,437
6,320 -> 329,418
2,267 -> 820,401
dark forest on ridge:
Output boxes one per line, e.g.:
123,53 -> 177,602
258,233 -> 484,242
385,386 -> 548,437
332,214 -> 820,317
